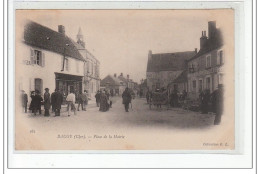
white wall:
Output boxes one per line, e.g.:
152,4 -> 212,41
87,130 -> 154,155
16,40 -> 84,105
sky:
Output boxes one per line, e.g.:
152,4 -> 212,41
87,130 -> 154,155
16,10 -> 233,83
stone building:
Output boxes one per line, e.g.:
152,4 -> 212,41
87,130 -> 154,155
146,50 -> 196,92
187,21 -> 224,100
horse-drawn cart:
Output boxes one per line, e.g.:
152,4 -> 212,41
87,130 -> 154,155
148,91 -> 169,109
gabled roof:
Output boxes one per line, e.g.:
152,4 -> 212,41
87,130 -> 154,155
24,21 -> 84,61
101,75 -> 122,86
147,51 -> 196,72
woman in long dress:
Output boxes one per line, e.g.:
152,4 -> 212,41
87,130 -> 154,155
99,90 -> 109,112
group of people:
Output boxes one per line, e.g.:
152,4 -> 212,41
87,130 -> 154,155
21,88 -> 89,117
94,87 -> 132,112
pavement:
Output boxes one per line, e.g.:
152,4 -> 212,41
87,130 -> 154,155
15,96 -> 234,150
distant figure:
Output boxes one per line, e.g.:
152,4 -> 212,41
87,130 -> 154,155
77,91 -> 84,111
212,84 -> 224,125
99,90 -> 109,112
33,90 -> 43,115
201,89 -> 210,114
122,87 -> 132,112
52,89 -> 63,116
146,90 -> 150,103
182,90 -> 187,101
66,90 -> 76,116
82,90 -> 88,111
95,90 -> 101,107
43,88 -> 51,116
21,90 -> 28,113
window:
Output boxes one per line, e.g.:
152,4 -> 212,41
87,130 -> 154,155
206,55 -> 211,68
217,50 -> 224,65
206,77 -> 211,90
64,58 -> 69,71
218,74 -> 224,85
35,78 -> 43,94
192,80 -> 196,92
189,64 -> 195,73
30,48 -> 45,67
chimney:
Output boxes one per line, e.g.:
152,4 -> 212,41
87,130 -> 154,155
58,25 -> 65,35
195,48 -> 198,53
148,50 -> 152,62
208,21 -> 216,39
114,73 -> 117,78
200,30 -> 208,50
120,73 -> 123,77
127,74 -> 129,79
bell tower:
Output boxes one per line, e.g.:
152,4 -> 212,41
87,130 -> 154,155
77,27 -> 85,48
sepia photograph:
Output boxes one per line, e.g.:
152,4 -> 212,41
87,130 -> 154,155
15,9 -> 234,150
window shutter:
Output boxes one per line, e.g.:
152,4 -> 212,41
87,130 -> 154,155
30,48 -> 34,65
42,52 -> 45,67
30,78 -> 35,91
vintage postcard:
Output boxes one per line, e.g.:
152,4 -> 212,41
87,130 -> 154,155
15,9 -> 234,151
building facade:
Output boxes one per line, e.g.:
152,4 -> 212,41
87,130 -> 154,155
187,21 -> 224,100
74,28 -> 101,98
146,50 -> 196,92
16,21 -> 85,105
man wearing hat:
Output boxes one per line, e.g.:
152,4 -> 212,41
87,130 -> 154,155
211,84 -> 224,125
44,88 -> 51,116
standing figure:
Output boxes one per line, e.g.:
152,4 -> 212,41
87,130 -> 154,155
21,90 -> 28,113
201,89 -> 210,114
146,90 -> 151,103
29,91 -> 35,112
212,84 -> 224,125
122,87 -> 132,112
51,91 -> 56,113
66,90 -> 76,116
43,88 -> 51,116
77,91 -> 84,111
33,90 -> 43,115
95,90 -> 101,107
52,89 -> 63,116
82,90 -> 88,111
99,90 -> 109,112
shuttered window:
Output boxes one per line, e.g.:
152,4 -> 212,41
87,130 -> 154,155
30,48 -> 45,67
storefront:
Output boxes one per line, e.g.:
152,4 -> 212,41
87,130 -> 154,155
55,73 -> 83,96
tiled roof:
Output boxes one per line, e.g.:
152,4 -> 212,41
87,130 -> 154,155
24,21 -> 84,61
101,75 -> 122,86
147,51 -> 196,72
